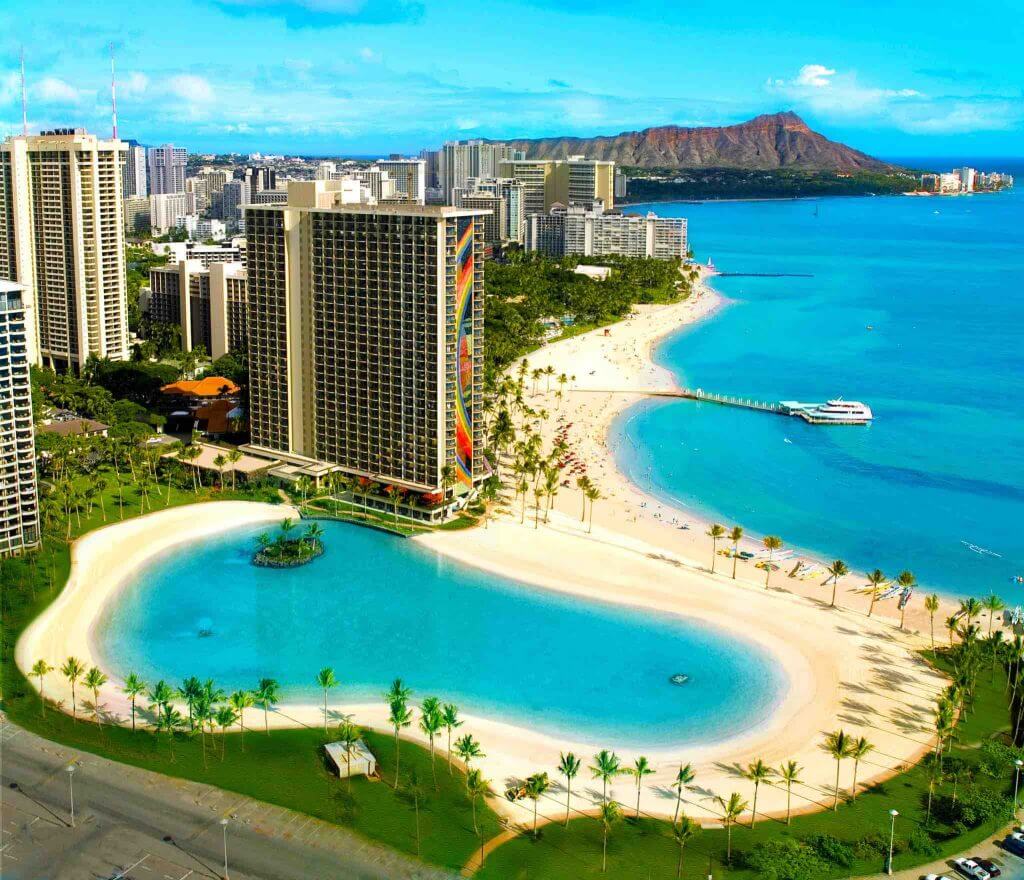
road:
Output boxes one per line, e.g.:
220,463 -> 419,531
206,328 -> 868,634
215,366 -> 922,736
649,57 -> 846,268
0,714 -> 454,880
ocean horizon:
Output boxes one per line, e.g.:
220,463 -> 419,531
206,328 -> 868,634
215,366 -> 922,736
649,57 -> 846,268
614,163 -> 1023,606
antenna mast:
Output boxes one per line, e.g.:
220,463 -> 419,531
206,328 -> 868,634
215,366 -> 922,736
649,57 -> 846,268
20,48 -> 28,136
109,42 -> 118,139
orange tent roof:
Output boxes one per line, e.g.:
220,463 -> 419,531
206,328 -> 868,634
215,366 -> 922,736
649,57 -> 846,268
161,377 -> 240,397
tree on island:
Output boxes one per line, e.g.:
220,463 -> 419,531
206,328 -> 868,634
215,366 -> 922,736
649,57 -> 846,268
777,760 -> 802,824
673,762 -> 696,825
61,656 -> 86,721
598,800 -> 623,873
254,678 -> 280,735
716,792 -> 748,863
673,815 -> 701,880
630,756 -> 654,819
824,729 -> 852,810
745,758 -> 775,826
590,749 -> 622,805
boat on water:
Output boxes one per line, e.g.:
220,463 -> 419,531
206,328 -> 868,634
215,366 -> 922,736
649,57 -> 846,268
780,398 -> 873,425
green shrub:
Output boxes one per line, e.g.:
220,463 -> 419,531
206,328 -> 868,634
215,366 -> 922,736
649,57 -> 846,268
934,784 -> 1012,828
805,833 -> 854,867
743,838 -> 829,880
978,741 -> 1023,778
909,828 -> 940,857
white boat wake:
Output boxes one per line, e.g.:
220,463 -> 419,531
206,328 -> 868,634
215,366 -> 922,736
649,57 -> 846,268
961,541 -> 1002,558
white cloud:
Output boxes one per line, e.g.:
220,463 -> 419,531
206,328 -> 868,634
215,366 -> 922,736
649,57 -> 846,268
165,74 -> 215,104
768,65 -> 921,116
118,72 -> 149,100
455,117 -> 479,130
36,76 -> 89,104
359,47 -> 381,63
794,64 -> 836,88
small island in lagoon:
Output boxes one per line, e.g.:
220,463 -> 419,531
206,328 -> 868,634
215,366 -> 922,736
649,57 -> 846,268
254,518 -> 325,568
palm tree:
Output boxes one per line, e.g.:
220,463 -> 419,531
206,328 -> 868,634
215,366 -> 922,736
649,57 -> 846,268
896,570 -> 917,629
177,676 -> 203,730
960,597 -> 982,628
584,485 -> 601,533
156,704 -> 184,761
441,703 -> 463,775
827,559 -> 849,607
824,729 -> 852,810
335,720 -> 362,789
454,733 -> 485,771
226,448 -> 243,490
61,657 -> 85,720
762,536 -> 783,588
866,569 -> 886,617
716,793 -> 748,864
316,667 -> 338,731
672,815 -> 701,880
148,680 -> 173,718
673,763 -> 695,825
706,524 -> 726,573
385,677 -> 412,704
925,594 -> 940,653
630,756 -> 654,819
254,678 -> 280,734
30,660 -> 52,714
729,526 -> 743,578
777,760 -> 802,824
590,749 -> 622,804
983,593 -> 1006,638
83,667 -> 108,723
524,771 -> 551,836
598,800 -> 622,873
213,453 -> 227,489
388,698 -> 413,787
745,758 -> 774,825
558,752 -> 581,825
945,614 -> 959,648
418,702 -> 443,787
229,690 -> 254,747
465,768 -> 490,836
848,736 -> 874,799
215,705 -> 238,760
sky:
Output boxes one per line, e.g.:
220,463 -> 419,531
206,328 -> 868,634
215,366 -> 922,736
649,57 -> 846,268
1,0 -> 1022,159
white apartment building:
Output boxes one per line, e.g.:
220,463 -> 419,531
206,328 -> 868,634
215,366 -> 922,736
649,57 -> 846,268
441,141 -> 523,201
123,140 -> 147,197
527,203 -> 687,261
147,143 -> 187,194
939,172 -> 962,193
376,159 -> 426,204
316,161 -> 337,180
959,167 -> 977,192
150,191 -> 197,234
0,129 -> 130,369
0,281 -> 40,555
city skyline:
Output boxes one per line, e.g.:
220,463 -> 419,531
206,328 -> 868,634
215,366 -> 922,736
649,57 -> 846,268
1,0 -> 1022,158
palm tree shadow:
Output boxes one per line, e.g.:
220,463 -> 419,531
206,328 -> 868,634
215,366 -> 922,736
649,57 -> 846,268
712,761 -> 747,779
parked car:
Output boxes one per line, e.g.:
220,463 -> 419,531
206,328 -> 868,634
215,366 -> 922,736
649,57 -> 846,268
923,874 -> 953,880
973,857 -> 1001,877
1005,833 -> 1024,857
953,858 -> 992,880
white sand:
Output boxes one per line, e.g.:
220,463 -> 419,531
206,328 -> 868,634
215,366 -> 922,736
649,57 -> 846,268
17,274 -> 963,827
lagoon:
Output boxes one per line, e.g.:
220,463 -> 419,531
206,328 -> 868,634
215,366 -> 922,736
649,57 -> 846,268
95,519 -> 786,749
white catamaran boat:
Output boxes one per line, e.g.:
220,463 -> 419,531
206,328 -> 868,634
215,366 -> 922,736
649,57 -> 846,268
780,398 -> 873,425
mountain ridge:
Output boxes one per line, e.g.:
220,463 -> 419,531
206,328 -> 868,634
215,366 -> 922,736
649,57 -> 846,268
502,112 -> 898,173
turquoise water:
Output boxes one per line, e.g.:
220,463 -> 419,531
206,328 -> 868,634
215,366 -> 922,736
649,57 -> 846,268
96,520 -> 786,747
616,166 -> 1024,604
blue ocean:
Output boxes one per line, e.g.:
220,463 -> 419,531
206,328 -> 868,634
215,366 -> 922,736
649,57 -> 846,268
614,160 -> 1023,604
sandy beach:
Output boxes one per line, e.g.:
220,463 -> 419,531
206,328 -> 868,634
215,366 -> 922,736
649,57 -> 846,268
15,272 -> 965,830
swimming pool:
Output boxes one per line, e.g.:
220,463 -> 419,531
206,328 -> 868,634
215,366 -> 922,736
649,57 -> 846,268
96,520 -> 787,748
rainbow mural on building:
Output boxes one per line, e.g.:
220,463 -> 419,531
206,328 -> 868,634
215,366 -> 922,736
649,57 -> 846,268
455,217 -> 475,487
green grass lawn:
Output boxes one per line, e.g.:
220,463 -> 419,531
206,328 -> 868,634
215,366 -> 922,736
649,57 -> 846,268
477,656 -> 1017,879
2,467 -> 499,871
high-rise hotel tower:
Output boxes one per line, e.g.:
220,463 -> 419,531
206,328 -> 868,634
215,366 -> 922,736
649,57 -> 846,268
1,129 -> 129,369
245,181 -> 487,497
0,281 -> 39,556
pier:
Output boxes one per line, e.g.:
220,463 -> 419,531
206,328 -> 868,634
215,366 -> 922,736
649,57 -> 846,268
577,388 -> 872,424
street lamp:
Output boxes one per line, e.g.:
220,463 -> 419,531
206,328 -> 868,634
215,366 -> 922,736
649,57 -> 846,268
220,817 -> 229,880
66,764 -> 76,828
1014,759 -> 1023,811
886,808 -> 899,875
